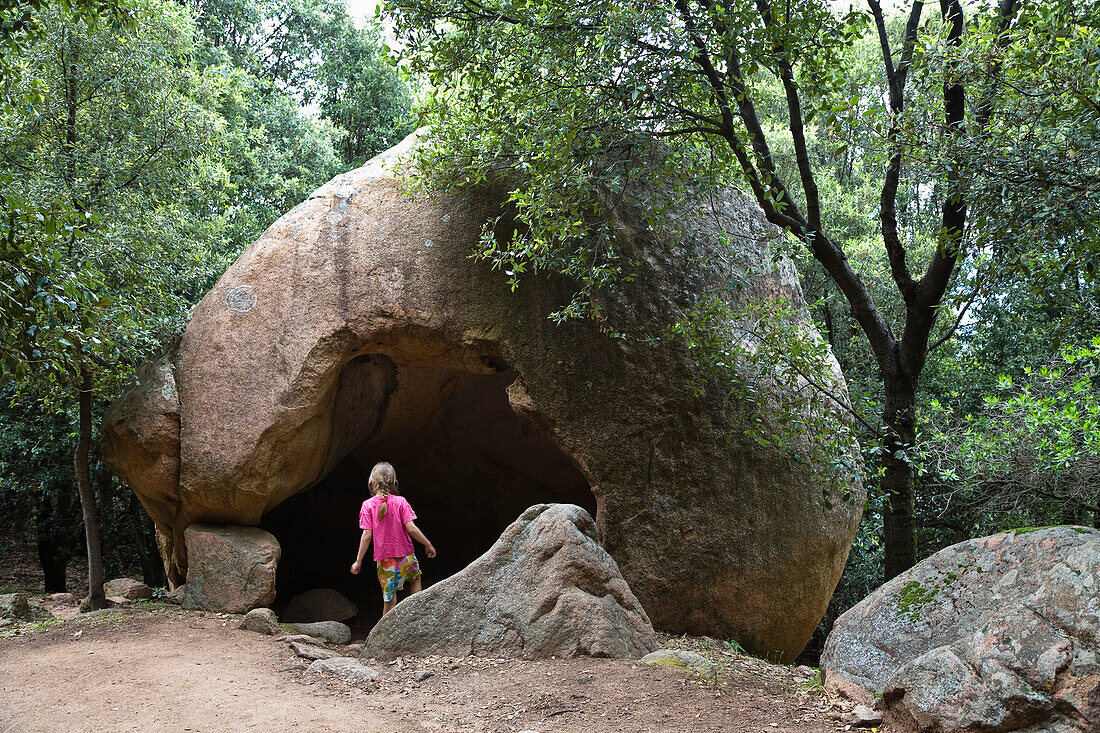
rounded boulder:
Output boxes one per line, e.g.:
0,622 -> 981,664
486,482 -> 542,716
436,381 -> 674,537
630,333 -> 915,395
822,526 -> 1100,732
102,131 -> 862,661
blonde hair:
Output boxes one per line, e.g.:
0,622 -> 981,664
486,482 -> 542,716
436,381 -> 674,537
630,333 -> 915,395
369,461 -> 398,519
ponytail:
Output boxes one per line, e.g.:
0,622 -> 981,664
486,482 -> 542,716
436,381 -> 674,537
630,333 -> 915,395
368,461 -> 398,520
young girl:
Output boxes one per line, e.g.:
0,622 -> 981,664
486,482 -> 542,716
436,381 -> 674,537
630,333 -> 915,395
350,461 -> 436,615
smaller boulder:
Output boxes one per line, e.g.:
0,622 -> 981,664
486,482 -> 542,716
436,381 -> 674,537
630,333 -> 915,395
183,524 -> 280,613
640,649 -> 718,677
290,641 -> 339,661
823,526 -> 1100,733
851,705 -> 882,728
0,593 -> 53,622
361,504 -> 657,661
291,621 -> 351,645
164,585 -> 186,605
883,605 -> 1099,732
824,670 -> 877,708
277,633 -> 324,644
50,593 -> 77,606
281,588 -> 357,623
309,657 -> 379,683
103,578 -> 153,601
240,608 -> 281,635
0,592 -> 31,620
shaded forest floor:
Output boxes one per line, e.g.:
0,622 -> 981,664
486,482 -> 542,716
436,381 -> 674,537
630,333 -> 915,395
0,529 -> 94,596
0,606 -> 863,733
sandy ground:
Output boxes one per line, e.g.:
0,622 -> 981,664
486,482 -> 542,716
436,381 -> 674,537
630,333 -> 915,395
0,606 -> 860,733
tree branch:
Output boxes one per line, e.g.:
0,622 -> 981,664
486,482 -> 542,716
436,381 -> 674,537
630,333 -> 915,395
927,280 -> 981,353
753,0 -> 824,233
900,0 -> 966,378
870,0 -> 925,300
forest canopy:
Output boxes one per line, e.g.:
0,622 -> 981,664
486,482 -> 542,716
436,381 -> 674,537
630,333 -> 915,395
0,0 -> 413,605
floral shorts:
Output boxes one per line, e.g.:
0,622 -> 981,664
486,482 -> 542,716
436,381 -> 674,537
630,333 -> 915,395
376,554 -> 421,602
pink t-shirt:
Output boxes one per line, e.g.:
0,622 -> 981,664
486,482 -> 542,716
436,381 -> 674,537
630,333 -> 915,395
358,494 -> 416,561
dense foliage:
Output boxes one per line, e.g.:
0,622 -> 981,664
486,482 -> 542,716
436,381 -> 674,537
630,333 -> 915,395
0,0 -> 412,599
385,0 -> 1099,588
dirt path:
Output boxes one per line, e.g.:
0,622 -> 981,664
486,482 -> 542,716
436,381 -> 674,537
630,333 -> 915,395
0,607 -> 852,732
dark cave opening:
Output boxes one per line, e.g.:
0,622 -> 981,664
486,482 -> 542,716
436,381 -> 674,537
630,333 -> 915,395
259,356 -> 594,633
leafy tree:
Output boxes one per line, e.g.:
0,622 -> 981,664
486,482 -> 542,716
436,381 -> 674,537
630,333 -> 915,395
919,339 -> 1100,530
1,1 -> 134,90
1,0 -> 228,605
386,0 -> 1099,579
190,0 -> 413,170
316,19 -> 415,166
190,0 -> 346,92
209,65 -> 346,247
0,390 -> 83,592
2,0 -> 414,596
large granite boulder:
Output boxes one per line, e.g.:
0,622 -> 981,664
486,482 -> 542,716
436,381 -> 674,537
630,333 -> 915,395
182,524 -> 280,613
101,131 -> 863,660
361,504 -> 657,661
821,526 -> 1100,732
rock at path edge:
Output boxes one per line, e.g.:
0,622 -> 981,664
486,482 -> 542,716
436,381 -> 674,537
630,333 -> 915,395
362,504 -> 657,661
309,657 -> 379,683
239,607 -> 281,635
291,641 -> 339,661
822,526 -> 1100,733
0,592 -> 53,622
103,578 -> 153,601
640,649 -> 719,677
291,620 -> 351,645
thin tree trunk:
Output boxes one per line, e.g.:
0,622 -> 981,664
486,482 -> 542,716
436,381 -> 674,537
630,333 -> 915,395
881,373 -> 918,581
75,364 -> 106,610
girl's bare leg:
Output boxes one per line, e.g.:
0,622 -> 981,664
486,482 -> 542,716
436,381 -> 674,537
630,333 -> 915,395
409,576 -> 422,594
382,598 -> 397,615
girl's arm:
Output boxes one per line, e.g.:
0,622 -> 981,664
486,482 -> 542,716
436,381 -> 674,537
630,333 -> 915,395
404,521 -> 436,558
350,529 -> 372,574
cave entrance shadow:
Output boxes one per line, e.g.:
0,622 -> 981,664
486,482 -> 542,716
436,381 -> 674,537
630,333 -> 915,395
259,354 -> 595,638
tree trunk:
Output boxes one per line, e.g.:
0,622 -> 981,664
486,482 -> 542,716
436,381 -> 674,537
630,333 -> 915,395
35,489 -> 71,593
127,493 -> 167,588
75,365 -> 106,609
881,374 -> 917,581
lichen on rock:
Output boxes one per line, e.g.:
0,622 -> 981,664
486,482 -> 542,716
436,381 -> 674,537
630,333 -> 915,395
822,526 -> 1100,732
